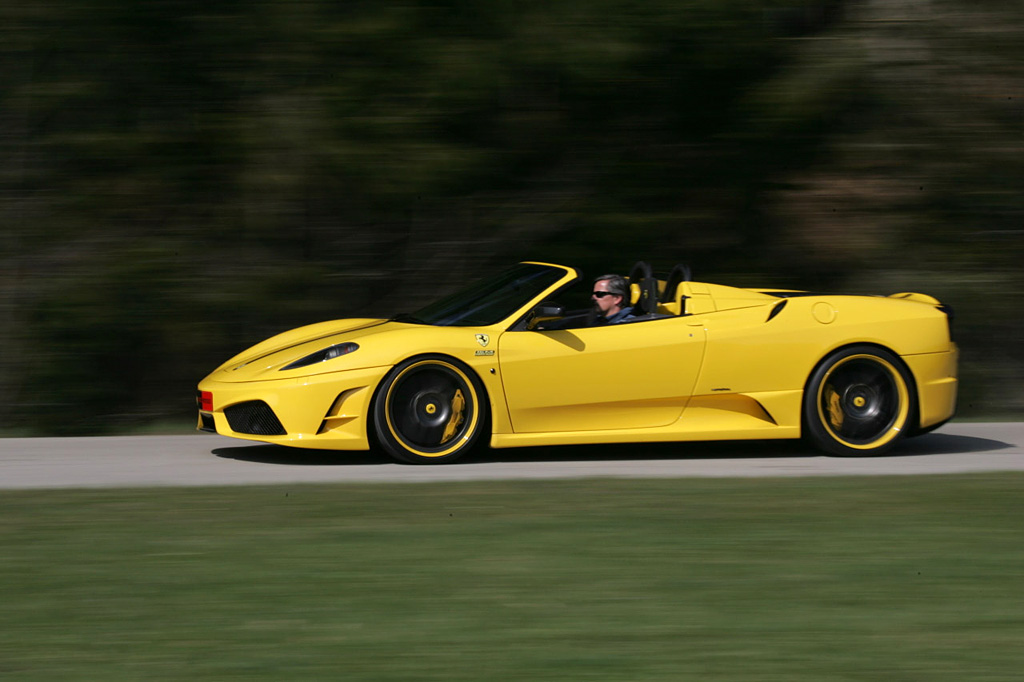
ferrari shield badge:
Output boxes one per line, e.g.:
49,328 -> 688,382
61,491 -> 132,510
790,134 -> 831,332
475,334 -> 490,347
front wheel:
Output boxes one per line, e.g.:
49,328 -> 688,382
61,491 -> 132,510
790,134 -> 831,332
803,346 -> 916,456
373,355 -> 487,464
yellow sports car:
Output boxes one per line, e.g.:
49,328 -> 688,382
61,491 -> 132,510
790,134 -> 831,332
197,261 -> 957,463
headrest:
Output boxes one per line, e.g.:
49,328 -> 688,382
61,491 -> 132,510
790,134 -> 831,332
627,261 -> 657,315
660,263 -> 692,303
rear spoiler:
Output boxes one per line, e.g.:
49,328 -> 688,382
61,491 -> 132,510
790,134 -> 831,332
890,292 -> 954,338
888,292 -> 941,306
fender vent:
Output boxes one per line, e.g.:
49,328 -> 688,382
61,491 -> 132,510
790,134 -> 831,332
224,401 -> 286,436
766,300 -> 787,321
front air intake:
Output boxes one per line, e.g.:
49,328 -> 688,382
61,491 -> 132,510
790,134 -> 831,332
224,401 -> 286,436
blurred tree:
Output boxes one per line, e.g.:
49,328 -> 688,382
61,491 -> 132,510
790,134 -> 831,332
0,0 -> 1019,432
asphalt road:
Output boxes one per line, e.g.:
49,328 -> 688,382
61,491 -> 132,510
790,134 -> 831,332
1,422 -> 1022,490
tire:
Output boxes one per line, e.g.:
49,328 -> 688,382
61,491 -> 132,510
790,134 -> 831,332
372,355 -> 487,464
803,345 -> 916,456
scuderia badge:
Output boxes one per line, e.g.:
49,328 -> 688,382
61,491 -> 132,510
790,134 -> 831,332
474,334 -> 494,356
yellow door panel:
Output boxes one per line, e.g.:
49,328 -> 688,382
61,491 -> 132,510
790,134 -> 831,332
497,319 -> 707,433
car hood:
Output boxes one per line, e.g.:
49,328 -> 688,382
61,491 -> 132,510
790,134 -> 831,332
206,318 -> 392,382
204,317 -> 497,383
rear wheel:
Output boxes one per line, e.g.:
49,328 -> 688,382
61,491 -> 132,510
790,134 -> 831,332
804,346 -> 915,456
373,355 -> 487,464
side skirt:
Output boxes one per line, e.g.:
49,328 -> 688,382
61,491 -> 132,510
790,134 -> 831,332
490,390 -> 803,449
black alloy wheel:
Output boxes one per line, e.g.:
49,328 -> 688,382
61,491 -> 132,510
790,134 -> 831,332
804,345 -> 916,456
373,355 -> 487,464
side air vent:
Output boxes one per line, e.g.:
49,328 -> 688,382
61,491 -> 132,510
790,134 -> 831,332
766,300 -> 787,322
224,401 -> 286,436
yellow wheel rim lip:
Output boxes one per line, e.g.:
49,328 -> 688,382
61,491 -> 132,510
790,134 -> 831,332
384,360 -> 479,458
816,353 -> 910,450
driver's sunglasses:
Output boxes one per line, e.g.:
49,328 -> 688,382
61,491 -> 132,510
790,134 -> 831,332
591,291 -> 616,298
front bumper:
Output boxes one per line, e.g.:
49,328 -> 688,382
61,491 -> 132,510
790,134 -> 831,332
196,365 -> 390,450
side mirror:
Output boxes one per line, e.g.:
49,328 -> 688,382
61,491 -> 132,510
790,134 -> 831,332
529,303 -> 565,329
534,304 -> 564,319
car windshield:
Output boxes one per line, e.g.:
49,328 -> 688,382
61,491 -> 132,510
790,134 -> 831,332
401,263 -> 570,327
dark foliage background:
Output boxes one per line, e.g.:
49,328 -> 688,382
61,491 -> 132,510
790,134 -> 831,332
1,0 -> 1021,434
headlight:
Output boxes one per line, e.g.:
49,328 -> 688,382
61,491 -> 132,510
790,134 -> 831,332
282,342 -> 359,370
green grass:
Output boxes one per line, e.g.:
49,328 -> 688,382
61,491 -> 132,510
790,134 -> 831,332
2,476 -> 1023,680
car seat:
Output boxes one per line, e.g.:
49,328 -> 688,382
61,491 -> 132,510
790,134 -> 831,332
627,261 -> 659,316
658,263 -> 692,315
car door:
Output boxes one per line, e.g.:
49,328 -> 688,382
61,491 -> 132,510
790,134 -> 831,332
497,317 -> 707,433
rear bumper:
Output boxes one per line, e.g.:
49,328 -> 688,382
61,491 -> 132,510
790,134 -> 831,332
196,365 -> 390,450
904,344 -> 958,430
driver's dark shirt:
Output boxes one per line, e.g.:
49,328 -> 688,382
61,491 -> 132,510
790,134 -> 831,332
602,306 -> 635,325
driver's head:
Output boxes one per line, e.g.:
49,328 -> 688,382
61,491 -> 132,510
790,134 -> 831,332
592,274 -> 629,316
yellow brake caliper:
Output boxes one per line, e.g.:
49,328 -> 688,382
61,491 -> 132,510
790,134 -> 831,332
440,389 -> 465,444
826,386 -> 844,430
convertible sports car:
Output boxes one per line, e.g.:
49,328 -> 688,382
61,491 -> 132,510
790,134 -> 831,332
197,261 -> 957,463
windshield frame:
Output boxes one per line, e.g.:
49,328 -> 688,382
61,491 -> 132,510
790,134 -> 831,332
400,262 -> 578,328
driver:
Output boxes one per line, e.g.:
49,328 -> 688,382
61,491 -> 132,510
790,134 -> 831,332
591,274 -> 635,325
